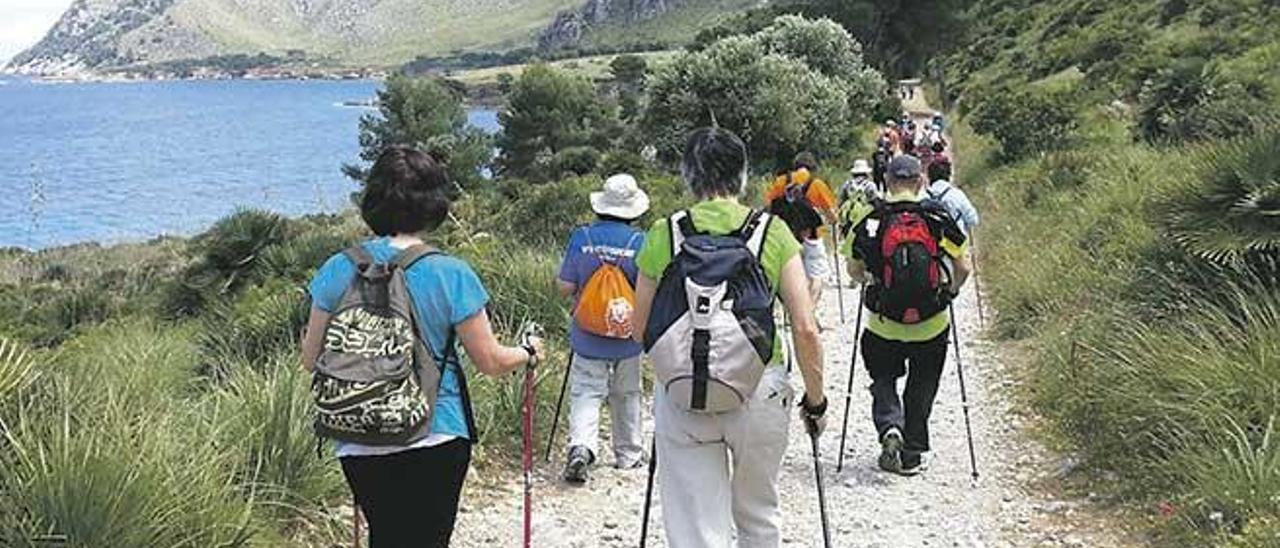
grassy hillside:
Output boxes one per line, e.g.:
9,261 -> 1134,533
169,0 -> 580,65
940,0 -> 1280,545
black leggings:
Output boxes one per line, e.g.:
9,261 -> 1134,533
341,439 -> 472,548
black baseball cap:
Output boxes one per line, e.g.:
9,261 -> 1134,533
887,155 -> 922,179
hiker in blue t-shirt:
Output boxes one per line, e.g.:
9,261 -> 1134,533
555,174 -> 650,484
302,146 -> 544,546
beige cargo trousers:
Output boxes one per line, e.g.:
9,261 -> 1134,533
654,365 -> 794,548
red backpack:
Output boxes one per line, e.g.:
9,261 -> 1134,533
861,202 -> 952,324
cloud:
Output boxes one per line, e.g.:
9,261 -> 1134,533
0,0 -> 75,62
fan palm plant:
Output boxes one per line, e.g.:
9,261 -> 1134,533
1163,126 -> 1280,268
0,338 -> 35,407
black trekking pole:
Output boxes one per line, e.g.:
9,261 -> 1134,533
949,306 -> 980,481
831,222 -> 846,324
836,284 -> 866,473
543,352 -> 574,462
639,439 -> 657,548
808,424 -> 833,548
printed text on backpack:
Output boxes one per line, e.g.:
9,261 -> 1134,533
311,245 -> 457,445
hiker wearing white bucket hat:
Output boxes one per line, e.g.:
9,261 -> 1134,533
840,159 -> 881,209
591,174 -> 651,220
555,173 -> 651,485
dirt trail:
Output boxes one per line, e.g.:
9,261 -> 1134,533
451,103 -> 1130,548
453,275 -> 1129,547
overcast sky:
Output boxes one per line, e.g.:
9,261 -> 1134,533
0,0 -> 73,63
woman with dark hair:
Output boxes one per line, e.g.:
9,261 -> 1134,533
302,145 -> 544,547
631,128 -> 827,547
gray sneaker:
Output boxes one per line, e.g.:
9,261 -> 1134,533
563,446 -> 593,485
878,428 -> 904,473
899,452 -> 929,476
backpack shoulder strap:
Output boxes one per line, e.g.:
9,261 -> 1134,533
670,210 -> 695,252
735,210 -> 771,258
344,245 -> 375,269
393,244 -> 442,271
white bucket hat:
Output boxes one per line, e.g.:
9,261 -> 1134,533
591,174 -> 650,220
850,159 -> 873,176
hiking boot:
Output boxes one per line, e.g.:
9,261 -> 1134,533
878,428 -> 904,473
616,455 -> 647,470
899,452 -> 929,476
563,446 -> 593,485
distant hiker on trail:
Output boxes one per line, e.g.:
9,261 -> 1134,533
556,174 -> 650,484
926,158 -> 980,235
765,152 -> 838,309
840,159 -> 880,206
841,154 -> 971,477
302,145 -> 545,547
931,111 -> 946,132
632,128 -> 828,548
880,120 -> 902,156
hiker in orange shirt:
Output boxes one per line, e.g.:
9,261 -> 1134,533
765,152 -> 838,309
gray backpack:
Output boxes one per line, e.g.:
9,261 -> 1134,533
643,210 -> 777,413
311,244 -> 456,445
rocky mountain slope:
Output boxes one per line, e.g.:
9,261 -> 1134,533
539,0 -> 765,50
7,0 -> 583,74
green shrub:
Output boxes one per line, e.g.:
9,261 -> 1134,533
969,85 -> 1080,161
550,146 -> 603,178
197,279 -> 308,379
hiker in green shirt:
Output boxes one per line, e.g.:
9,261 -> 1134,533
842,154 -> 971,476
631,127 -> 828,547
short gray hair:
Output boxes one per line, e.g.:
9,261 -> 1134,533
681,127 -> 748,198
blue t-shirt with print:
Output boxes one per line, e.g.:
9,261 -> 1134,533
309,238 -> 489,452
558,220 -> 645,360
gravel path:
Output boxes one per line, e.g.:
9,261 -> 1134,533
451,264 -> 1132,547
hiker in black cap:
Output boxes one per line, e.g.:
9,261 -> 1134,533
840,154 -> 972,476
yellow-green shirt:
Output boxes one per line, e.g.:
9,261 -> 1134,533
841,191 -> 969,342
636,198 -> 802,362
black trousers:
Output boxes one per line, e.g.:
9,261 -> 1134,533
862,330 -> 949,458
340,439 -> 472,548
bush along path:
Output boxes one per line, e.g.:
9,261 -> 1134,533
448,255 -> 1135,546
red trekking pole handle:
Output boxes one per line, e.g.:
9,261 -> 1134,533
519,322 -> 543,548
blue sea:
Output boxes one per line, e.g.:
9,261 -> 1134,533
0,76 -> 500,250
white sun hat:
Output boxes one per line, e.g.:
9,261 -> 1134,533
850,159 -> 873,175
591,173 -> 651,220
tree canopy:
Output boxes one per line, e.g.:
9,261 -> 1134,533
495,64 -> 619,182
345,74 -> 491,188
644,15 -> 886,168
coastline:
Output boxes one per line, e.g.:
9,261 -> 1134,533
2,66 -> 506,108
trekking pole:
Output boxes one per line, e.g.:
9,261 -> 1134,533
639,439 -> 657,548
543,352 -> 574,462
522,355 -> 535,548
352,496 -> 363,548
520,323 -> 543,548
831,222 -> 846,324
836,284 -> 866,473
948,306 -> 980,481
807,425 -> 833,548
